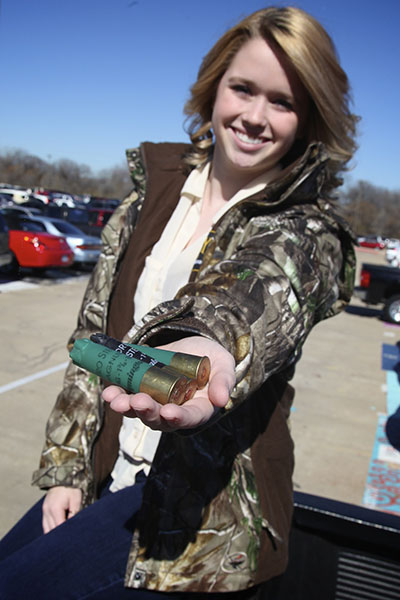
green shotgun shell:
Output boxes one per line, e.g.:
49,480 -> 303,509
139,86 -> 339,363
70,339 -> 195,405
129,344 -> 211,389
89,333 -> 210,388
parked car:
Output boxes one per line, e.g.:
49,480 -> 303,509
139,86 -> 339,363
2,214 -> 74,273
0,193 -> 15,207
23,195 -> 50,209
357,235 -> 386,249
49,192 -> 77,208
88,197 -> 121,210
18,192 -> 51,206
355,261 -> 400,323
14,215 -> 103,265
1,205 -> 42,218
386,239 -> 400,267
87,207 -> 114,229
44,204 -> 90,227
0,186 -> 29,204
0,213 -> 13,271
30,188 -> 52,204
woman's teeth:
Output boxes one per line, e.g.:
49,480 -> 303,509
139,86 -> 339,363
235,130 -> 265,145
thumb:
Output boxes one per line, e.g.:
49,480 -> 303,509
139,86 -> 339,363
207,371 -> 234,408
68,490 -> 83,518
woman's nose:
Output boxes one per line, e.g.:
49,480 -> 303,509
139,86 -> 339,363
243,97 -> 268,128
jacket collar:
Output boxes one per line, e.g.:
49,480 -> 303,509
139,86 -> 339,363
126,140 -> 329,209
242,142 -> 330,208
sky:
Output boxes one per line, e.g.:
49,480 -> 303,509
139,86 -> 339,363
1,0 -> 399,191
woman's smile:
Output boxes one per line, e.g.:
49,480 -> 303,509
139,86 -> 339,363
232,128 -> 270,147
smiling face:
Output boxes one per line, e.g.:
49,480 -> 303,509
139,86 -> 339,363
211,37 -> 308,186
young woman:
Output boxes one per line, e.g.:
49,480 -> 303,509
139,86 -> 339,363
0,6 -> 358,599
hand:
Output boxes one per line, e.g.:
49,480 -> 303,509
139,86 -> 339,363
102,336 -> 235,431
42,486 -> 83,534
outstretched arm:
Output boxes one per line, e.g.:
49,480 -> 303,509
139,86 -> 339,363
102,336 -> 235,431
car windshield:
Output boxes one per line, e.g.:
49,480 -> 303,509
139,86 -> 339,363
49,219 -> 83,235
19,219 -> 47,232
3,216 -> 47,232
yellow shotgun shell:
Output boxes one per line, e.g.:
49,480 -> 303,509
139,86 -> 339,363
140,367 -> 196,405
168,354 -> 211,389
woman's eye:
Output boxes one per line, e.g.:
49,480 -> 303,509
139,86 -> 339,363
274,98 -> 294,111
232,84 -> 251,95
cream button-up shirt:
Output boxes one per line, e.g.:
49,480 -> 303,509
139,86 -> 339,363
110,161 -> 279,492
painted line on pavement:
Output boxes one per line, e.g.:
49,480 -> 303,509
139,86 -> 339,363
0,280 -> 38,293
0,362 -> 68,395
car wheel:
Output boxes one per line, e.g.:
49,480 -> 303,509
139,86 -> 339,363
0,251 -> 19,276
383,294 -> 400,324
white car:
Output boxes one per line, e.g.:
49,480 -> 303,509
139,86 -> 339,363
0,186 -> 29,204
50,192 -> 77,208
14,215 -> 102,265
386,239 -> 400,267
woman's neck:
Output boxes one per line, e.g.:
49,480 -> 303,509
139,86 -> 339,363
184,158 -> 272,249
207,161 -> 248,205
197,162 -> 252,235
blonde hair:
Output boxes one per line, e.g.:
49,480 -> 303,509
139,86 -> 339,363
184,6 -> 359,190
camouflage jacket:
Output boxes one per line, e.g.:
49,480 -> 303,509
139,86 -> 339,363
32,141 -> 355,593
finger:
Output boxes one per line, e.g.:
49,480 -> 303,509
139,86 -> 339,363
117,392 -> 160,418
103,386 -> 138,416
159,394 -> 214,428
207,370 -> 235,407
68,493 -> 82,519
42,499 -> 56,534
42,514 -> 53,534
51,504 -> 68,529
42,508 -> 63,534
108,391 -> 143,417
129,395 -> 188,431
104,387 -> 157,419
102,385 -> 126,403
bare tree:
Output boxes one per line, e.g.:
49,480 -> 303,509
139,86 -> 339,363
0,149 -> 132,200
339,180 -> 400,239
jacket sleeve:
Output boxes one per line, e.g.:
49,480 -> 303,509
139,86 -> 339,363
126,204 -> 355,416
31,189 -> 142,502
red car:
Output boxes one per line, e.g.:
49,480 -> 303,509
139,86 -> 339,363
3,214 -> 74,273
357,235 -> 386,250
87,207 -> 114,228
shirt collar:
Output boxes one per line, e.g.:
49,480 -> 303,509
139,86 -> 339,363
180,162 -> 211,202
181,161 -> 282,205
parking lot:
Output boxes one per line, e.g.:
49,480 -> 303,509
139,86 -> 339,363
0,248 -> 398,537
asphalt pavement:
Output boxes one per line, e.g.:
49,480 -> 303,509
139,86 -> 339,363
0,249 -> 397,538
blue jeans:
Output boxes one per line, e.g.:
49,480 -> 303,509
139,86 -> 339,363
0,476 -> 262,599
